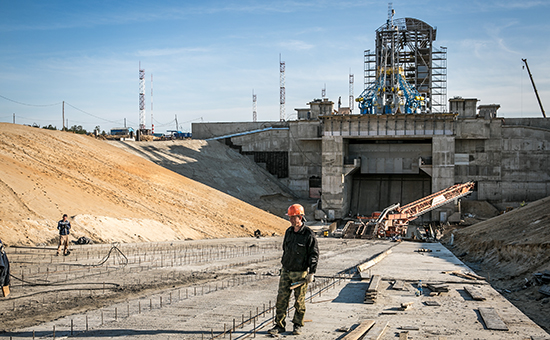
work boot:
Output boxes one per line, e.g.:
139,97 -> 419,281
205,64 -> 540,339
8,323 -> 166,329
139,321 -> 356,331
292,324 -> 302,335
267,326 -> 285,335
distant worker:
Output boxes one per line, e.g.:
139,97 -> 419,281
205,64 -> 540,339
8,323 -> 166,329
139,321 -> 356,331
0,239 -> 10,297
57,214 -> 71,256
268,204 -> 319,336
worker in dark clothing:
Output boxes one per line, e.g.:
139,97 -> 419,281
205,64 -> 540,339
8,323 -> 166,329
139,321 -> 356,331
57,214 -> 71,256
268,204 -> 319,336
0,239 -> 10,297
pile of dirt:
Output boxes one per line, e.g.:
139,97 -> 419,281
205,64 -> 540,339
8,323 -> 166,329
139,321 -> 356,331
447,196 -> 550,331
0,123 -> 289,246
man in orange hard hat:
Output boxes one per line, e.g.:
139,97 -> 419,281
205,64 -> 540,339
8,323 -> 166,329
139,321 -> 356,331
268,204 -> 319,336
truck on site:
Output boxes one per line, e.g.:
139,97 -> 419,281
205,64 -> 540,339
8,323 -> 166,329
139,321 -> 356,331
333,182 -> 475,239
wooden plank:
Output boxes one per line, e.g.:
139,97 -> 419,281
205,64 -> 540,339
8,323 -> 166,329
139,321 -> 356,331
368,275 -> 381,292
424,301 -> 440,306
363,321 -> 389,340
479,307 -> 509,331
392,280 -> 405,290
357,249 -> 392,273
464,286 -> 486,300
399,331 -> 409,340
341,320 -> 376,340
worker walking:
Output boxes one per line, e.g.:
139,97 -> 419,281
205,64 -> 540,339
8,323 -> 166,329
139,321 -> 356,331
268,204 -> 319,336
0,239 -> 10,297
57,214 -> 71,256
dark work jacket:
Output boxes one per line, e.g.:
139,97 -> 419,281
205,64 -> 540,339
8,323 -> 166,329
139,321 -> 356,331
58,220 -> 71,235
0,239 -> 10,287
281,224 -> 319,274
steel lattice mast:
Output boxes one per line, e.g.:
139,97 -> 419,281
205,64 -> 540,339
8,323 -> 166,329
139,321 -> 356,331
349,72 -> 354,114
139,63 -> 146,130
252,90 -> 257,122
279,54 -> 285,121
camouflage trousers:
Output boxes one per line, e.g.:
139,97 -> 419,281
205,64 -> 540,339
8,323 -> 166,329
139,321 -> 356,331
274,268 -> 308,329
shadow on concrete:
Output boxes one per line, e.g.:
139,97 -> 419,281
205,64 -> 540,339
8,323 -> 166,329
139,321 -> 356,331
331,281 -> 369,304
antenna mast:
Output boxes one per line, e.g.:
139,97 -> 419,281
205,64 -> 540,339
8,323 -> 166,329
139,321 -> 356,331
279,54 -> 285,121
349,72 -> 354,114
151,74 -> 154,134
139,62 -> 146,130
252,90 -> 257,122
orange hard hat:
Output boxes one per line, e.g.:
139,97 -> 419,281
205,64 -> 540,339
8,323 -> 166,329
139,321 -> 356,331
287,204 -> 305,217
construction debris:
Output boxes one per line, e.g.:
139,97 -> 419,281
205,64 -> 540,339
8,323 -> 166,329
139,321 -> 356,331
400,302 -> 414,311
391,280 -> 406,290
424,301 -> 441,306
539,285 -> 550,297
365,275 -> 381,304
341,320 -> 375,340
363,321 -> 389,340
464,286 -> 486,300
442,270 -> 484,281
426,283 -> 449,294
357,249 -> 392,274
478,307 -> 509,331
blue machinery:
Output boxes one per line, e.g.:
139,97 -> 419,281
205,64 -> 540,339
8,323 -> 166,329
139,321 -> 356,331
356,66 -> 425,115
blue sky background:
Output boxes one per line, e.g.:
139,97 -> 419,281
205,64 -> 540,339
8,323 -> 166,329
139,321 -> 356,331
1,0 -> 549,133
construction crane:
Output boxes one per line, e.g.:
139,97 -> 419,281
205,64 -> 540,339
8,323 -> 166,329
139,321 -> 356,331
522,59 -> 546,118
339,182 -> 475,239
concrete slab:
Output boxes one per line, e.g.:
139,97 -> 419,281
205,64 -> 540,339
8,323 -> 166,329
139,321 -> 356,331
4,240 -> 549,340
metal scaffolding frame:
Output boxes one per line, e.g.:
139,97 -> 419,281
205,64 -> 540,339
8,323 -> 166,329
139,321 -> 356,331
363,17 -> 447,113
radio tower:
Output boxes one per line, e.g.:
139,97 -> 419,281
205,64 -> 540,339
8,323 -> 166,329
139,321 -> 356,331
279,54 -> 285,121
139,62 -> 146,130
151,74 -> 154,134
252,90 -> 257,122
349,72 -> 354,114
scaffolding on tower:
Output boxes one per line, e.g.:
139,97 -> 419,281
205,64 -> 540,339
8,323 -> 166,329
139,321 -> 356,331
357,3 -> 446,115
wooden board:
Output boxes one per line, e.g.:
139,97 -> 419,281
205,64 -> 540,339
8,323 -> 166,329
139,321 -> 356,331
392,280 -> 405,290
464,286 -> 485,300
424,301 -> 440,306
479,307 -> 509,331
368,275 -> 381,292
399,331 -> 409,340
363,321 -> 389,340
341,320 -> 376,340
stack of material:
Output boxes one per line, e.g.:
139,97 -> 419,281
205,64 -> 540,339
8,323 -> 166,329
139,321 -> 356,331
365,275 -> 381,304
426,283 -> 449,296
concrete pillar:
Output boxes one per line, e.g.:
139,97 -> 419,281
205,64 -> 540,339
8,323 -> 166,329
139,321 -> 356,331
431,136 -> 456,221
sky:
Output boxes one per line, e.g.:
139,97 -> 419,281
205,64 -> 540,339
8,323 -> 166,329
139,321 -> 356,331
1,0 -> 549,133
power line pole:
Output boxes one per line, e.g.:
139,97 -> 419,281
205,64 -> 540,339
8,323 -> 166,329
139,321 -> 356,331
62,101 -> 65,130
13,113 -> 15,124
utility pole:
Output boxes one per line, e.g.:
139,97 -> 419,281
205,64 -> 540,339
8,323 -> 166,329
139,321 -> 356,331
62,101 -> 65,130
13,113 -> 15,124
522,58 -> 546,118
175,115 -> 178,131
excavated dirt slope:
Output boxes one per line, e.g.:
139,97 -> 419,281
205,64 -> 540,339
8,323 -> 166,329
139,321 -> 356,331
0,123 -> 288,246
106,139 -> 312,219
448,196 -> 550,331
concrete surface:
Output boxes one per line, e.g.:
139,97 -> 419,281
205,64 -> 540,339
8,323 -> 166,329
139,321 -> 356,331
4,240 -> 549,340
